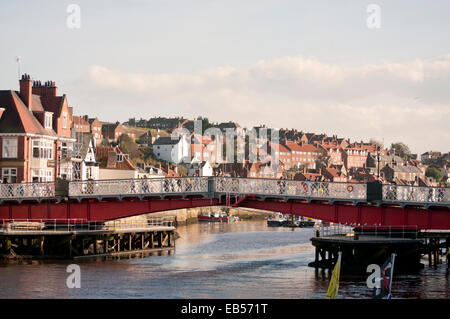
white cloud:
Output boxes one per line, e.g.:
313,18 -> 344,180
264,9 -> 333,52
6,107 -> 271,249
76,55 -> 450,154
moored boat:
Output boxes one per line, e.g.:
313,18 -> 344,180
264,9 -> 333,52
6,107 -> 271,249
267,213 -> 287,227
198,211 -> 230,223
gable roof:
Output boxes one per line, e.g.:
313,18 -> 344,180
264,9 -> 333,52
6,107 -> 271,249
153,136 -> 182,146
0,90 -> 56,136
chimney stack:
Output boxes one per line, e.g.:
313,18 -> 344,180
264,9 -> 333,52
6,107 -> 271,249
19,74 -> 32,108
32,80 -> 57,97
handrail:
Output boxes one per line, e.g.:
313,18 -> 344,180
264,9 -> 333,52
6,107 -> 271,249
0,182 -> 55,199
382,184 -> 449,204
0,177 -> 448,206
0,218 -> 174,233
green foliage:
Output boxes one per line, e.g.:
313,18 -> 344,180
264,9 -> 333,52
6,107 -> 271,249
315,154 -> 330,171
390,142 -> 411,159
425,166 -> 443,182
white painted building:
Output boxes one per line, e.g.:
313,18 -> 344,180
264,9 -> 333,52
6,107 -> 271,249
187,160 -> 213,177
153,136 -> 190,164
72,133 -> 99,181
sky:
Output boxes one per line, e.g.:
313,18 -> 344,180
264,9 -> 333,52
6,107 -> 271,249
0,0 -> 449,155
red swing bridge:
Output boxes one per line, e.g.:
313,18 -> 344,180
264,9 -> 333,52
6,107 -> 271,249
0,177 -> 449,230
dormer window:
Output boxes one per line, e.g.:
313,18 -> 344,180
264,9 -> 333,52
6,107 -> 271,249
45,112 -> 53,129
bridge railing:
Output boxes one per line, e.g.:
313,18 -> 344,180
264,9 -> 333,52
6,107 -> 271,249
68,177 -> 209,198
0,182 -> 55,200
382,185 -> 449,204
214,177 -> 367,201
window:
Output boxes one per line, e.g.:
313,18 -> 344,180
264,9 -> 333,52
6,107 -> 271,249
2,137 -> 18,158
32,140 -> 53,159
2,168 -> 17,183
116,154 -> 124,162
62,112 -> 68,129
45,113 -> 53,129
32,169 -> 52,182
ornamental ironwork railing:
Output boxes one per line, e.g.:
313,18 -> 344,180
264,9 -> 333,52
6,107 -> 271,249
213,177 -> 367,200
68,177 -> 209,197
0,182 -> 55,200
382,185 -> 449,204
0,177 -> 449,207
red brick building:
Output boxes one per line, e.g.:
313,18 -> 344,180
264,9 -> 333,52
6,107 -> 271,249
0,74 -> 75,183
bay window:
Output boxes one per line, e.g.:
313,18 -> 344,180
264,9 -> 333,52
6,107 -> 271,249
32,140 -> 53,159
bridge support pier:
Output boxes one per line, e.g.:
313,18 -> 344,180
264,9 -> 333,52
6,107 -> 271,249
309,235 -> 423,275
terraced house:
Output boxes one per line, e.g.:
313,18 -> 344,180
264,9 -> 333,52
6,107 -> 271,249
0,74 -> 75,183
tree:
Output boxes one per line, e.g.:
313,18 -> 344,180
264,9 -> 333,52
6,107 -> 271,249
369,138 -> 383,149
118,134 -> 142,161
390,142 -> 411,159
425,166 -> 443,182
315,154 -> 330,171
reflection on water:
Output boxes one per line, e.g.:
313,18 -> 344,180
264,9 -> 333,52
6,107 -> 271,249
0,220 -> 448,299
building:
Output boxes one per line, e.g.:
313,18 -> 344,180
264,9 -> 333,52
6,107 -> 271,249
0,74 -> 75,183
71,133 -> 99,181
342,146 -> 370,170
137,164 -> 166,179
152,136 -> 190,164
191,135 -> 219,164
421,151 -> 442,164
322,167 -> 347,182
101,122 -> 135,142
147,117 -> 186,131
247,161 -> 284,179
137,129 -> 169,146
186,160 -> 213,177
284,142 -> 320,170
72,115 -> 90,133
366,153 -> 404,177
95,145 -> 138,179
87,117 -> 103,144
381,164 -> 424,185
263,141 -> 292,169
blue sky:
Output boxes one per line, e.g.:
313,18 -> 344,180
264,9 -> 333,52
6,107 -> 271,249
1,1 -> 449,154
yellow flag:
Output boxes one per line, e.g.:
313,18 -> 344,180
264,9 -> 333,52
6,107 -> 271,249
326,252 -> 342,299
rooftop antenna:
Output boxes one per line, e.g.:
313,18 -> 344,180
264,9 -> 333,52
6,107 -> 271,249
16,56 -> 22,80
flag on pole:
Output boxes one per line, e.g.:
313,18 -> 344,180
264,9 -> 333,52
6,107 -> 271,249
326,251 -> 342,299
373,253 -> 396,299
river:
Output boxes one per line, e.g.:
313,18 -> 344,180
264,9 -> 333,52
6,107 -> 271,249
0,220 -> 448,299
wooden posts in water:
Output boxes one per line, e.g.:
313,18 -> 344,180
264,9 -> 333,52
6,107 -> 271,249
0,229 -> 175,260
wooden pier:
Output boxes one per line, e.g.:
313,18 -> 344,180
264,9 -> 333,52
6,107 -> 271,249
0,219 -> 176,260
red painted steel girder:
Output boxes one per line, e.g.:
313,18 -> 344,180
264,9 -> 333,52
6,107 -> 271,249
1,196 -> 449,230
235,199 -> 450,230
0,198 -> 219,222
